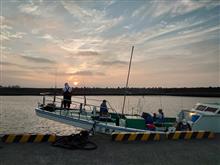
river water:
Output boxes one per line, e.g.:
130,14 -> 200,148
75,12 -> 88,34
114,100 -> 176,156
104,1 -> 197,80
0,95 -> 219,135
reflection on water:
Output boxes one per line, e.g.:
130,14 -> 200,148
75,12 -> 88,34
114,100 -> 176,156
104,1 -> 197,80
0,95 -> 219,135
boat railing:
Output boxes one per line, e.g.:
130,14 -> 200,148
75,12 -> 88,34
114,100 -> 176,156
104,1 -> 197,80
70,96 -> 120,119
39,95 -> 118,125
71,96 -> 118,114
40,94 -> 119,117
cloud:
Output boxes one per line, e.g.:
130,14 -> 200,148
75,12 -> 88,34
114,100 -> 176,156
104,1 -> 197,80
18,3 -> 40,15
59,39 -> 85,52
105,0 -> 115,7
31,28 -> 40,34
0,46 -> 11,53
171,0 -> 212,15
0,16 -> 5,22
134,20 -> 201,45
101,60 -> 127,66
151,0 -> 212,17
1,61 -> 15,66
61,1 -> 123,33
0,24 -> 12,30
61,1 -> 105,23
2,69 -> 55,86
39,34 -> 54,40
0,16 -> 26,41
12,32 -> 26,39
144,25 -> 220,54
132,6 -> 144,17
21,55 -> 55,64
0,30 -> 26,41
130,0 -> 218,20
113,12 -> 219,54
94,16 -> 123,33
58,38 -> 103,52
58,70 -> 105,76
2,1 -> 219,87
75,51 -> 100,56
1,61 -> 55,70
73,71 -> 105,76
2,70 -> 32,76
123,24 -> 133,30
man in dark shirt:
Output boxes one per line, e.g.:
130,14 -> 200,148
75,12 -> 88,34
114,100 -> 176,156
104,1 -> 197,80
63,82 -> 72,109
100,100 -> 108,116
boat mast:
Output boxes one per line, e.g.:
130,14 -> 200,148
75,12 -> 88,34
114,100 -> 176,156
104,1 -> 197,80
122,46 -> 134,115
53,68 -> 57,103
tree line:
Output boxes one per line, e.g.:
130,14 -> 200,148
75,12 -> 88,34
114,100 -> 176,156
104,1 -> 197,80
0,86 -> 219,97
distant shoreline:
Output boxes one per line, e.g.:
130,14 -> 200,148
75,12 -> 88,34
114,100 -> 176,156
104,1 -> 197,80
0,87 -> 219,97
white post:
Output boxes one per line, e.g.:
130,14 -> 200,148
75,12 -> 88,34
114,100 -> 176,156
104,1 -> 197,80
93,106 -> 96,116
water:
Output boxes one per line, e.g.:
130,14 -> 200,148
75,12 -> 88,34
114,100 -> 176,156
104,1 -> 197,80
0,95 -> 219,135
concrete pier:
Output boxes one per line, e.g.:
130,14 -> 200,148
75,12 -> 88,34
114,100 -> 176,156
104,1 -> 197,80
0,134 -> 220,165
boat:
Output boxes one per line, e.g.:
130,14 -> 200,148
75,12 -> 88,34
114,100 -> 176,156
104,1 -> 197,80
35,94 -> 176,134
35,95 -> 220,134
177,102 -> 220,133
34,46 -> 219,134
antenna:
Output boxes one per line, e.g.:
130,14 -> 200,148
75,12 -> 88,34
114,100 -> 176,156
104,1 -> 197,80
122,46 -> 134,115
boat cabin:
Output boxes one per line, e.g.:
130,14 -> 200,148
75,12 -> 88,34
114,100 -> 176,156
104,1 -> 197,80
178,103 -> 220,133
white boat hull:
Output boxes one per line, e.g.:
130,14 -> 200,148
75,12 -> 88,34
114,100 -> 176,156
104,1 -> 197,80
192,115 -> 220,132
35,108 -> 152,134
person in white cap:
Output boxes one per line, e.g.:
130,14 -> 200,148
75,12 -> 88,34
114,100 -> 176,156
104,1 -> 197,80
176,119 -> 192,131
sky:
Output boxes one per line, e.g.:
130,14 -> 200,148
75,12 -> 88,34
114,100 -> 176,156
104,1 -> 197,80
0,0 -> 219,88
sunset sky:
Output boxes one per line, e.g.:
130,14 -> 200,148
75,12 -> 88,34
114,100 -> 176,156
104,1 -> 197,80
1,0 -> 219,88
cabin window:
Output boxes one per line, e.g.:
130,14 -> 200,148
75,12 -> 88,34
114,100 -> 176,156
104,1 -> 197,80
218,111 -> 220,114
196,105 -> 207,111
205,107 -> 218,113
191,115 -> 200,122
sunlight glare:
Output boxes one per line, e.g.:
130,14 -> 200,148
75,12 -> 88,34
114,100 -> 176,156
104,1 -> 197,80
73,81 -> 79,86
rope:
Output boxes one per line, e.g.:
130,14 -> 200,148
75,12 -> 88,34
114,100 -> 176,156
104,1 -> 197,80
52,130 -> 97,150
106,101 -> 120,117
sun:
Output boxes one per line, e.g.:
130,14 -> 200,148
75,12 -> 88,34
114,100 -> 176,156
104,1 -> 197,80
73,81 -> 79,86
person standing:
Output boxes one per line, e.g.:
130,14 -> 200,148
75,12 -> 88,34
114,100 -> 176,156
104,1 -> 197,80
157,109 -> 164,123
153,109 -> 164,127
99,100 -> 108,116
63,82 -> 72,109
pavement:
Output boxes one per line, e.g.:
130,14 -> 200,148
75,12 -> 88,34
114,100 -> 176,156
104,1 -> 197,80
0,133 -> 220,165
